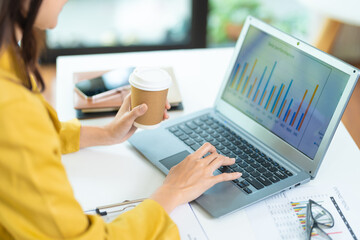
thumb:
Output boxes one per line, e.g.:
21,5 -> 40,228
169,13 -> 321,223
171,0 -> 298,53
128,103 -> 148,121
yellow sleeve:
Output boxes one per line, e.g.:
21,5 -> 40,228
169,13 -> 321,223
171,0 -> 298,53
0,86 -> 179,239
59,119 -> 81,154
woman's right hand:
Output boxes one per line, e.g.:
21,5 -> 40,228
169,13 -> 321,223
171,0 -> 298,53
150,143 -> 242,214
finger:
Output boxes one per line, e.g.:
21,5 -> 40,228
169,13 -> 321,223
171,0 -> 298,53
118,94 -> 131,114
208,156 -> 235,172
124,103 -> 148,123
192,142 -> 217,159
212,172 -> 242,185
165,100 -> 171,110
163,110 -> 169,120
202,151 -> 221,165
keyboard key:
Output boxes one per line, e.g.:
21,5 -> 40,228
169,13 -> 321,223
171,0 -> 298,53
190,143 -> 201,151
245,166 -> 254,173
227,144 -> 236,151
243,187 -> 252,194
285,170 -> 293,176
238,181 -> 248,188
257,176 -> 272,186
250,162 -> 261,169
273,162 -> 279,167
228,136 -> 235,142
244,148 -> 252,154
257,167 -> 267,173
274,170 -> 287,179
204,136 -> 213,142
200,125 -> 209,130
221,131 -> 230,138
210,123 -> 219,129
189,133 -> 198,138
186,122 -> 198,130
184,139 -> 195,146
195,128 -> 203,134
241,172 -> 249,178
200,115 -> 209,121
217,145 -> 225,150
179,125 -> 192,134
193,119 -> 204,126
217,128 -> 225,133
206,129 -> 215,134
245,158 -> 254,164
261,162 -> 271,168
173,130 -> 183,137
238,161 -> 248,168
269,175 -> 280,183
263,171 -> 273,178
250,171 -> 260,177
210,132 -> 220,138
278,166 -> 285,171
269,167 -> 278,172
221,149 -> 231,155
228,153 -> 236,158
241,180 -> 249,187
199,132 -> 208,138
169,127 -> 178,132
246,177 -> 264,190
179,135 -> 189,141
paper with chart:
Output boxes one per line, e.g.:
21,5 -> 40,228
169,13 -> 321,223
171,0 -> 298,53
245,186 -> 359,240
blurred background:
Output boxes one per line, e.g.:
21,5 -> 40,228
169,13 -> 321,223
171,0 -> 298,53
39,0 -> 360,146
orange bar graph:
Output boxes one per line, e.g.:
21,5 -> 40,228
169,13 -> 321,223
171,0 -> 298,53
236,64 -> 249,91
241,59 -> 258,94
291,90 -> 308,127
231,64 -> 241,88
271,85 -> 284,114
260,90 -> 267,106
247,77 -> 258,98
254,90 -> 260,102
278,99 -> 287,119
285,109 -> 291,122
298,85 -> 319,131
266,86 -> 277,110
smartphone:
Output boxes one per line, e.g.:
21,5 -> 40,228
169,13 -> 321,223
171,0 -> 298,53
75,67 -> 135,99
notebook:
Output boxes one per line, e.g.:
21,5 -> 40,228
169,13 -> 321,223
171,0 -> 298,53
129,16 -> 359,218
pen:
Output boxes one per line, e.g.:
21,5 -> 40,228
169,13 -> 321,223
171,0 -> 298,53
95,198 -> 146,216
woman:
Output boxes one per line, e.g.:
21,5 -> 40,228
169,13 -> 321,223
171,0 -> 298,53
0,0 -> 241,239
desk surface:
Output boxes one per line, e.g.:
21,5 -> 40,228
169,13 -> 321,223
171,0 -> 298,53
57,48 -> 360,239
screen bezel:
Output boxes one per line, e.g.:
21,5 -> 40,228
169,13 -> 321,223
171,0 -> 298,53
214,16 -> 359,178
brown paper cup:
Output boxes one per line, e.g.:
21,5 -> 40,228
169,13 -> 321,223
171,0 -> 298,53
129,67 -> 171,129
131,86 -> 168,129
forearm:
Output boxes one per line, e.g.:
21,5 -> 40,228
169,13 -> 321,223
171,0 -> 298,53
79,125 -> 116,148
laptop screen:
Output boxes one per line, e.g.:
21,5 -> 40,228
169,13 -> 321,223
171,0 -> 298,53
221,26 -> 350,159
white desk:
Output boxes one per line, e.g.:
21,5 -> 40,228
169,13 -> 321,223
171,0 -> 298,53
56,48 -> 360,239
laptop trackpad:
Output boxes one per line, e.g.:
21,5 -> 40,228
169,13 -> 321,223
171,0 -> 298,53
159,150 -> 190,170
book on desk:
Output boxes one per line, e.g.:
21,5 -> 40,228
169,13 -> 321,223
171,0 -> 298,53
73,67 -> 183,119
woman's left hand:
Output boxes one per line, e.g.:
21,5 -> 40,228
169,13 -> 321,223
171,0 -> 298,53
104,94 -> 171,144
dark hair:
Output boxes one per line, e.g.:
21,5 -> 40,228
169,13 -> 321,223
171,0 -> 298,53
0,0 -> 45,91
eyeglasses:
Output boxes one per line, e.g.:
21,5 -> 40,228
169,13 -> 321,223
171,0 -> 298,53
306,199 -> 334,240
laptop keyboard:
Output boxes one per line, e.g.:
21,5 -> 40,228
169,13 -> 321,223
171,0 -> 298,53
167,114 -> 293,195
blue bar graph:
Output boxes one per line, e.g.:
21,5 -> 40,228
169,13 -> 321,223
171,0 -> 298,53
290,112 -> 296,126
265,86 -> 275,109
258,61 -> 277,105
277,80 -> 293,117
252,66 -> 267,101
296,113 -> 304,130
283,98 -> 293,121
271,83 -> 284,113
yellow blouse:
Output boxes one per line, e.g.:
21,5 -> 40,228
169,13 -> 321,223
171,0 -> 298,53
0,47 -> 179,240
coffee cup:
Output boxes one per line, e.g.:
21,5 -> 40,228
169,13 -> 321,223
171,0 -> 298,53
129,67 -> 172,129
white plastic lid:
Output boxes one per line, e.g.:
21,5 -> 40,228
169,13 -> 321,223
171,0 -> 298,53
129,67 -> 172,91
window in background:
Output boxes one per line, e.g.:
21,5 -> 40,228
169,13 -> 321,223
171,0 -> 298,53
43,0 -> 207,62
207,0 -> 314,46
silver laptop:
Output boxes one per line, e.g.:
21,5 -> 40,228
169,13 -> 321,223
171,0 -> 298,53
129,16 -> 359,218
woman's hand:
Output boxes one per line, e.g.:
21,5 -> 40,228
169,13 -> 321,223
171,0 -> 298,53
104,94 -> 171,144
79,94 -> 171,148
150,143 -> 242,214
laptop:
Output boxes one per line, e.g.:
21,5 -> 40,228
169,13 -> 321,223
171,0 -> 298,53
129,16 -> 359,218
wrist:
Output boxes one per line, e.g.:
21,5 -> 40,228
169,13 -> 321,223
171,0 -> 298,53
150,184 -> 182,214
